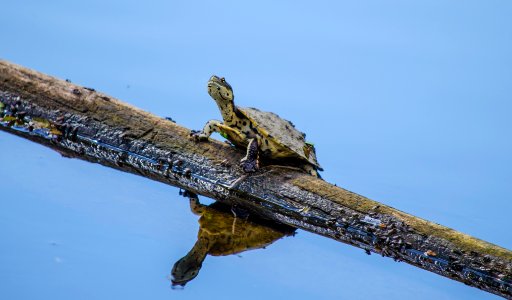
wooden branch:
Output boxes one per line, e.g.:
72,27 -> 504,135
0,60 -> 510,299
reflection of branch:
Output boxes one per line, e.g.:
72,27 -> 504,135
0,60 -> 510,298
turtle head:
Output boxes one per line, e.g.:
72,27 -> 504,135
171,238 -> 209,287
171,253 -> 202,287
207,75 -> 234,104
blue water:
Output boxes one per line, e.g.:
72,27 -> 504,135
1,1 -> 511,299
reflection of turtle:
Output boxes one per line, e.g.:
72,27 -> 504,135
171,195 -> 294,286
191,75 -> 322,177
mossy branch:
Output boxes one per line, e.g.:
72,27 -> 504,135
0,60 -> 510,298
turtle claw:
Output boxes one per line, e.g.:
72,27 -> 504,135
189,130 -> 207,141
240,158 -> 258,173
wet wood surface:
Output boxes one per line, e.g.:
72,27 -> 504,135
0,60 -> 510,298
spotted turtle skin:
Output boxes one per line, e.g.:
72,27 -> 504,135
191,75 -> 322,176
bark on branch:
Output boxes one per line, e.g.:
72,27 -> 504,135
0,60 -> 510,298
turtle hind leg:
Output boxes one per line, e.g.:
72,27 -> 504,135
240,138 -> 259,173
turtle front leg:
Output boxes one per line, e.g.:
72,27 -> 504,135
189,195 -> 205,216
240,138 -> 259,173
190,119 -> 223,141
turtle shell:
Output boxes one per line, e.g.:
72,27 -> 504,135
198,204 -> 288,256
238,107 -> 321,168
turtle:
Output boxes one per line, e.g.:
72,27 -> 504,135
171,194 -> 293,287
191,75 -> 323,177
